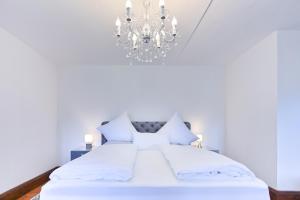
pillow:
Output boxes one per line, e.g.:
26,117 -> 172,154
133,132 -> 169,150
97,113 -> 136,142
158,113 -> 198,145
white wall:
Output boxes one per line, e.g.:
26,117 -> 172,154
226,31 -> 300,191
0,28 -> 58,193
225,32 -> 278,188
58,66 -> 225,163
277,31 -> 300,191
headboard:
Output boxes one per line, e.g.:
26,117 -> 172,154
100,121 -> 191,145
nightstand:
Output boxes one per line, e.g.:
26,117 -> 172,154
71,147 -> 93,160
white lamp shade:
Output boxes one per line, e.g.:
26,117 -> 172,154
85,134 -> 93,144
196,134 -> 203,142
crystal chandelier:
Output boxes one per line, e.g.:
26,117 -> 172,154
114,0 -> 179,63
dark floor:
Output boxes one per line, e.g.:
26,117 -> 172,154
17,186 -> 41,200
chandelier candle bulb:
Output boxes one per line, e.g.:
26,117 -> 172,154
125,0 -> 132,9
115,17 -> 121,36
159,0 -> 165,7
172,16 -> 178,35
125,0 -> 132,20
156,33 -> 161,48
159,0 -> 165,19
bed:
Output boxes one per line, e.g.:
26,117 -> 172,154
40,121 -> 270,200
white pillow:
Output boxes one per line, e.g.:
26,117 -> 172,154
97,113 -> 136,142
133,132 -> 169,150
158,113 -> 198,145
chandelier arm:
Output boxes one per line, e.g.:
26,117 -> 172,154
158,19 -> 175,43
159,21 -> 165,32
163,37 -> 175,43
127,22 -> 133,33
127,22 -> 139,37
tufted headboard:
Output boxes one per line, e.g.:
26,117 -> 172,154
100,121 -> 191,145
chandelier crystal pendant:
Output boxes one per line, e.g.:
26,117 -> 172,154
114,0 -> 179,63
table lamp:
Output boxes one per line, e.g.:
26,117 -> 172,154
196,134 -> 203,148
85,134 -> 93,150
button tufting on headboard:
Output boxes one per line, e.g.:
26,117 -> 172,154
100,121 -> 191,145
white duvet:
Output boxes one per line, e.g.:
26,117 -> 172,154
50,144 -> 137,181
161,145 -> 255,181
41,149 -> 270,200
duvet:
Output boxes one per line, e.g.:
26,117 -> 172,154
161,145 -> 255,181
50,144 -> 137,181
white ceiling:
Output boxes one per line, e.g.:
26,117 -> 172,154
0,0 -> 300,66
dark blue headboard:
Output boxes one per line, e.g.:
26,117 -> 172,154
100,121 -> 191,145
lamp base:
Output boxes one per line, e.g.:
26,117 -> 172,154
197,141 -> 203,149
86,144 -> 92,150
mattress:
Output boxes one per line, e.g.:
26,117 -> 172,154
40,150 -> 270,200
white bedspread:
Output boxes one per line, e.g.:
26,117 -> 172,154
41,149 -> 270,200
50,144 -> 137,181
161,145 -> 255,181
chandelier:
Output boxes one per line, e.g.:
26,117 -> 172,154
114,0 -> 179,63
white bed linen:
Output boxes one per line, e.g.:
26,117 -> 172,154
50,144 -> 137,181
161,145 -> 255,181
133,132 -> 169,150
41,150 -> 270,200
